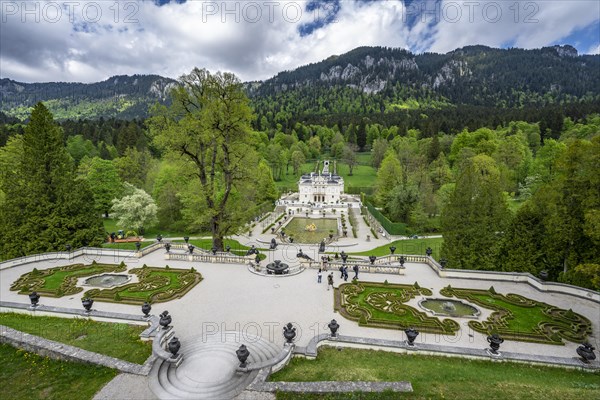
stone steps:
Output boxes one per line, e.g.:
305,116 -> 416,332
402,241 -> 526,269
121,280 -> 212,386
149,332 -> 280,400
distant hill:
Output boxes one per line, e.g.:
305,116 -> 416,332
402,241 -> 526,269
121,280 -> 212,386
1,45 -> 599,121
0,75 -> 177,120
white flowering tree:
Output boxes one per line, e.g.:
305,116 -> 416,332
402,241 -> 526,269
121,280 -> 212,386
111,183 -> 158,235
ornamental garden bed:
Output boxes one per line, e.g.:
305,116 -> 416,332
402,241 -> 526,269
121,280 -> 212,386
334,282 -> 460,335
10,261 -> 127,297
83,265 -> 202,305
440,285 -> 593,345
11,262 -> 202,305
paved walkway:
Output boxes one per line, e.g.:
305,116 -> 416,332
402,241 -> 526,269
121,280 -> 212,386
1,233 -> 599,399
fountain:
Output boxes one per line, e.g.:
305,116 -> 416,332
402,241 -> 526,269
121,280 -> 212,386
419,299 -> 480,317
84,274 -> 131,288
266,260 -> 289,275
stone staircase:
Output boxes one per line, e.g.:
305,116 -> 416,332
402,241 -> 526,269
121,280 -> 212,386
149,332 -> 280,400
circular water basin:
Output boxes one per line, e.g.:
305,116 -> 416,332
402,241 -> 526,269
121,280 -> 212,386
419,298 -> 480,318
84,274 -> 131,288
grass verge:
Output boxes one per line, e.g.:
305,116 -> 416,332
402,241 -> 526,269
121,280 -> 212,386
0,343 -> 117,400
271,347 -> 600,400
0,313 -> 152,364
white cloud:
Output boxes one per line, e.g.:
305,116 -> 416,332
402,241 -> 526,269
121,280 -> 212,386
0,0 -> 598,83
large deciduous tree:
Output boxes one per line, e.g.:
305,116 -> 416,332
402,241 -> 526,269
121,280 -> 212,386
79,157 -> 123,217
149,68 -> 268,250
440,154 -> 509,270
0,103 -> 104,258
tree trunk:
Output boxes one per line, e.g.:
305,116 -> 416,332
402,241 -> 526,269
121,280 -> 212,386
211,216 -> 224,251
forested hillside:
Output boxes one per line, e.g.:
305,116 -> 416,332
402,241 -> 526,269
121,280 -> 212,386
2,45 -> 599,123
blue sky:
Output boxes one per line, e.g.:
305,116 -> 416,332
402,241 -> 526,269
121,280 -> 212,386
1,0 -> 598,83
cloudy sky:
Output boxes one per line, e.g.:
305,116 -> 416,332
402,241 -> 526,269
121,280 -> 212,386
1,0 -> 599,83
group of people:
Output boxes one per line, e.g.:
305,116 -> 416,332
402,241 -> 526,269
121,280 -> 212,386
317,264 -> 359,290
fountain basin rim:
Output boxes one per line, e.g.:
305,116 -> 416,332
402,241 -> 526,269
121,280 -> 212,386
417,298 -> 481,319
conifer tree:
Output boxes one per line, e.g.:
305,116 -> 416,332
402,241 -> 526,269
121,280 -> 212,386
0,103 -> 104,258
440,154 -> 509,270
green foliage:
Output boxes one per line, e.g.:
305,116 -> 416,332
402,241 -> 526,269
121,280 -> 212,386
111,183 -> 158,234
0,103 -> 104,259
79,156 -> 122,217
149,68 -> 271,250
441,155 -> 509,270
365,202 -> 407,235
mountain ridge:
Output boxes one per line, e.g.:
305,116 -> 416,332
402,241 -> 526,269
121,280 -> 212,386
1,44 -> 598,121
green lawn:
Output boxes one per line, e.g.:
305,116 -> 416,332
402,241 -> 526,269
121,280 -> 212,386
350,237 -> 444,259
0,343 -> 117,400
0,313 -> 152,364
271,347 -> 600,400
283,217 -> 339,244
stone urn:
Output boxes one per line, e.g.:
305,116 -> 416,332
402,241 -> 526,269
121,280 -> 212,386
538,270 -> 549,281
168,337 -> 181,358
82,298 -> 94,312
283,323 -> 297,344
289,237 -> 294,243
487,333 -> 504,355
425,247 -> 433,257
399,256 -> 405,267
211,246 -> 217,255
389,246 -> 396,255
141,302 -> 152,317
29,292 -> 40,308
165,243 -> 171,253
156,234 -> 163,243
225,245 -> 231,253
405,327 -> 419,346
159,311 -> 172,330
135,242 -> 141,251
328,319 -> 340,337
236,344 -> 250,368
341,251 -> 348,263
439,258 -> 447,268
369,255 -> 377,265
576,343 -> 596,363
188,244 -> 195,254
183,236 -> 190,244
65,244 -> 72,252
271,227 -> 275,234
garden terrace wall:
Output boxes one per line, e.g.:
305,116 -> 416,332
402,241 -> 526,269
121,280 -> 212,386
423,257 -> 600,304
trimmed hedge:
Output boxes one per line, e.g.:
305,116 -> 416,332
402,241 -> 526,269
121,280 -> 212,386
365,202 -> 407,235
334,282 -> 459,335
84,265 -> 202,305
10,261 -> 127,297
440,285 -> 593,345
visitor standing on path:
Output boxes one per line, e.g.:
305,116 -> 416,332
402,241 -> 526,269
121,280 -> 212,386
339,265 -> 344,279
318,268 -> 322,283
343,266 -> 349,281
327,273 -> 334,290
353,264 -> 359,280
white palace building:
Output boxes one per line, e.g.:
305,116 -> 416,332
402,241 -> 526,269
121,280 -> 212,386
298,160 -> 344,204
